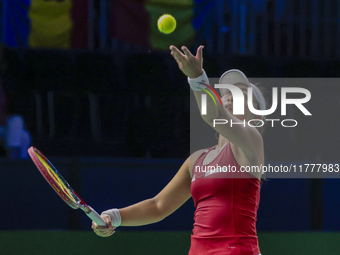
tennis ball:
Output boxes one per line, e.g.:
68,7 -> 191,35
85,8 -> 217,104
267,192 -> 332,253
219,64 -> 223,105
157,14 -> 176,34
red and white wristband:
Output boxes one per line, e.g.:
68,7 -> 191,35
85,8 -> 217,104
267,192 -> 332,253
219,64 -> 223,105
187,69 -> 209,91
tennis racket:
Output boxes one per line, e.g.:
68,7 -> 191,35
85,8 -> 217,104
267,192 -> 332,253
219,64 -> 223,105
28,146 -> 106,226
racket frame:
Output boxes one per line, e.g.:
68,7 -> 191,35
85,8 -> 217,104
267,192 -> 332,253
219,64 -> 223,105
28,146 -> 106,226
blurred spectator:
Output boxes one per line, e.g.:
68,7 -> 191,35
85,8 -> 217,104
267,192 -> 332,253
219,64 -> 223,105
0,45 -> 31,159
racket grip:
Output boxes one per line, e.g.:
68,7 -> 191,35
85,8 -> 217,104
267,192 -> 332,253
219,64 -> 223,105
86,206 -> 106,226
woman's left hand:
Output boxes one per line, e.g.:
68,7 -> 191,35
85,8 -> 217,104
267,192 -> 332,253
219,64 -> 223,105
169,45 -> 204,79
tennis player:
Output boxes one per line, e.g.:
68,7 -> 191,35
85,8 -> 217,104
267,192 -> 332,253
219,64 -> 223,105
92,45 -> 265,255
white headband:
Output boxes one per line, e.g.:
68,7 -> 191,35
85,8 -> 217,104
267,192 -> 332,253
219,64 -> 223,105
218,69 -> 266,113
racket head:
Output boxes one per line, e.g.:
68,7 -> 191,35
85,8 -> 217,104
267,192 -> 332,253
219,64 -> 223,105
28,146 -> 85,209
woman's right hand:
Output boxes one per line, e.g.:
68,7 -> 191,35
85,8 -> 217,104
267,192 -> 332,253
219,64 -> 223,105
92,214 -> 116,237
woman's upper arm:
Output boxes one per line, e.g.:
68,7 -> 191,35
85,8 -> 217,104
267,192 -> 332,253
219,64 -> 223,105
193,91 -> 263,162
202,99 -> 264,163
153,151 -> 203,219
212,119 -> 263,163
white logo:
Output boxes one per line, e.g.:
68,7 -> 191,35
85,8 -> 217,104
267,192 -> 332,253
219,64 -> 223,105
200,85 -> 312,128
205,170 -> 218,177
210,85 -> 312,116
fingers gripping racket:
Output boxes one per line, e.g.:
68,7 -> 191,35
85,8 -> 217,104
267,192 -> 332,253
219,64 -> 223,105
28,146 -> 106,226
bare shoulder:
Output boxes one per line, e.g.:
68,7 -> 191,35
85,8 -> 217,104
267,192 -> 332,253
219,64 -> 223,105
186,149 -> 206,178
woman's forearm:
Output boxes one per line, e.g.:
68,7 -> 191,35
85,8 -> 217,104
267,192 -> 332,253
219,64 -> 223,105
193,89 -> 221,123
118,198 -> 163,226
188,72 -> 228,123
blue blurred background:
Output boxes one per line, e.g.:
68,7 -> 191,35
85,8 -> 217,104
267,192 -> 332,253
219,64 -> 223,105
0,0 -> 340,254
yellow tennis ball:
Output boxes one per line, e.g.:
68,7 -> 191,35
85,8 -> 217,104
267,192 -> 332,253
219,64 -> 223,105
157,14 -> 176,34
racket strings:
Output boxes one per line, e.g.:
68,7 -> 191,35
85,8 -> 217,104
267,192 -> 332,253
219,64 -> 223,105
36,151 -> 80,207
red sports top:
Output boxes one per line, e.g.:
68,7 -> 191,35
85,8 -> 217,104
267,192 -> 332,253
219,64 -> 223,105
189,142 -> 261,255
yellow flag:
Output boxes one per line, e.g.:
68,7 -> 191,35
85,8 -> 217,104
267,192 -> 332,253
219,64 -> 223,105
29,0 -> 73,48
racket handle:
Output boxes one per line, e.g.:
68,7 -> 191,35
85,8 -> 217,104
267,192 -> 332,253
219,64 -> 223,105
86,206 -> 106,226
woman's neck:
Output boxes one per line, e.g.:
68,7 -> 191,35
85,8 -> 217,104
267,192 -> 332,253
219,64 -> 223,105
216,134 -> 229,151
